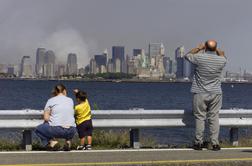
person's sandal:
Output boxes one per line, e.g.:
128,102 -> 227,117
47,142 -> 60,151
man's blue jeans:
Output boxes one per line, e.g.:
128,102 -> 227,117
35,122 -> 76,147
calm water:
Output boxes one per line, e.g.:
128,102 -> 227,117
1,79 -> 252,145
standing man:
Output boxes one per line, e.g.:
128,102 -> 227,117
184,40 -> 227,151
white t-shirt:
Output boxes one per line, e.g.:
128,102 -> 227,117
44,95 -> 76,127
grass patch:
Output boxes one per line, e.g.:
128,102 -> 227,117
6,130 -> 252,150
32,129 -> 154,150
92,129 -> 130,149
0,139 -> 21,151
220,136 -> 252,148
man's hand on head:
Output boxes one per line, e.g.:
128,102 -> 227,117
216,48 -> 225,57
189,43 -> 205,54
197,43 -> 206,50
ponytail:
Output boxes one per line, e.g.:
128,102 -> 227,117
51,84 -> 66,96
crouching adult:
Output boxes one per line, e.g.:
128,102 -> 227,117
35,84 -> 76,151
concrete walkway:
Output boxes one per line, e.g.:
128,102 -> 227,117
1,148 -> 252,166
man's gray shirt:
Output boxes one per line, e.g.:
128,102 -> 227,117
185,51 -> 227,94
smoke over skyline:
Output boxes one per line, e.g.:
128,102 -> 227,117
0,0 -> 94,68
0,0 -> 252,71
42,29 -> 90,67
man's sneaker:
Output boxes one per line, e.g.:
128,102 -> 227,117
76,145 -> 86,150
202,141 -> 210,149
85,144 -> 92,150
212,145 -> 221,151
192,143 -> 203,150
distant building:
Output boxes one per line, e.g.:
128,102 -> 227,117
148,43 -> 165,77
35,48 -> 46,77
168,59 -> 173,74
163,57 -> 171,74
57,64 -> 66,77
0,64 -> 7,73
67,53 -> 78,75
115,58 -> 121,73
94,54 -> 107,73
43,50 -> 55,78
175,46 -> 192,80
20,56 -> 33,78
78,67 -> 85,76
175,46 -> 185,79
89,58 -> 97,74
127,58 -> 137,74
148,43 -> 164,67
107,59 -> 114,73
84,65 -> 90,75
112,46 -> 125,72
133,49 -> 142,57
11,65 -> 20,76
7,67 -> 14,75
183,60 -> 191,79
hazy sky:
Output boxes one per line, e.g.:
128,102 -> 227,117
0,0 -> 251,71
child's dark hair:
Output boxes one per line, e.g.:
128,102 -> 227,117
75,91 -> 87,102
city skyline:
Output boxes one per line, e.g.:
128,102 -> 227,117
1,43 -> 252,82
0,0 -> 251,72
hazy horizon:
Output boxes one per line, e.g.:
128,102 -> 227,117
0,0 -> 251,72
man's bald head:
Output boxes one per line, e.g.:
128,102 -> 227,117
205,40 -> 217,51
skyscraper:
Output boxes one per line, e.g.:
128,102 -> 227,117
67,53 -> 78,75
20,56 -> 33,78
94,55 -> 106,67
175,46 -> 192,80
115,58 -> 121,73
57,64 -> 66,77
89,58 -> 97,74
94,54 -> 107,73
183,60 -> 191,79
112,46 -> 124,62
107,59 -> 114,73
43,50 -> 56,78
148,43 -> 165,67
35,48 -> 46,77
112,46 -> 125,73
175,46 -> 185,79
147,43 -> 165,69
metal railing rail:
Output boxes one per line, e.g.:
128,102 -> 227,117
0,109 -> 251,150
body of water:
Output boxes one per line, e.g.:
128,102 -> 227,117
0,79 -> 252,145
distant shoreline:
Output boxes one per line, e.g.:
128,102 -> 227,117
0,77 -> 251,84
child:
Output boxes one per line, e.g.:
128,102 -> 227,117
73,89 -> 93,150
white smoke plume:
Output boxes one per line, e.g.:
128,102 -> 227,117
0,0 -> 94,68
43,29 -> 91,67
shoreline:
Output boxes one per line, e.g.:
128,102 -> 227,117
0,77 -> 251,84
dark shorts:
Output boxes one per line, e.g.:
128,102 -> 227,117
76,119 -> 93,138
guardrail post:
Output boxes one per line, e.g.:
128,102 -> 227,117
230,128 -> 239,146
130,129 -> 140,149
23,130 -> 32,151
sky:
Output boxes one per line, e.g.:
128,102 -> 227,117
0,0 -> 251,71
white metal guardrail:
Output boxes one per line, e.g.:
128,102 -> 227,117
0,109 -> 251,150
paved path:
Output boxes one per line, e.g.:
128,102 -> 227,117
1,148 -> 252,166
